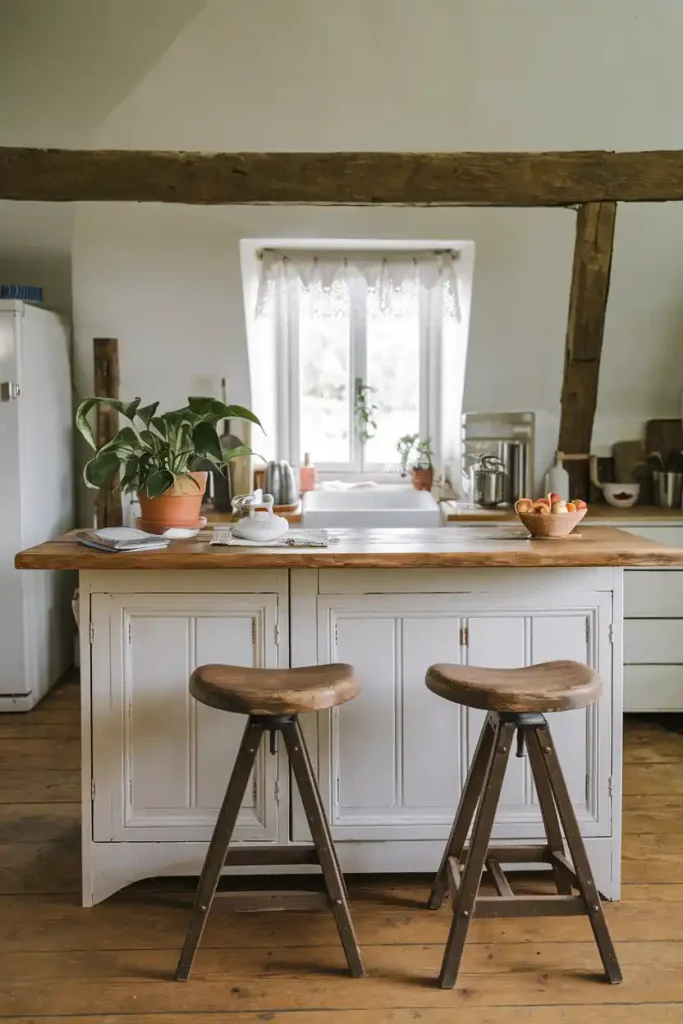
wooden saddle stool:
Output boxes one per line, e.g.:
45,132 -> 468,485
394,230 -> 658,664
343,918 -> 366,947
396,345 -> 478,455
175,662 -> 365,981
425,659 -> 623,990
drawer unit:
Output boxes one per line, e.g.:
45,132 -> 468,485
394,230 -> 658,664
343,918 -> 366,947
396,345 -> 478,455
625,571 -> 683,617
624,619 -> 683,664
624,665 -> 683,712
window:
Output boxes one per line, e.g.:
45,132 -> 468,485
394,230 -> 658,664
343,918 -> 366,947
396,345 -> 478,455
251,245 -> 468,480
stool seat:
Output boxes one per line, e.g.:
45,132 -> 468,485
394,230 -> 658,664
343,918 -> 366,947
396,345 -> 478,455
190,662 -> 359,716
426,659 -> 601,713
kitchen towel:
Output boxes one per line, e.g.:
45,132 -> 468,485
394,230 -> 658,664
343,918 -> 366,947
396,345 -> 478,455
211,528 -> 337,548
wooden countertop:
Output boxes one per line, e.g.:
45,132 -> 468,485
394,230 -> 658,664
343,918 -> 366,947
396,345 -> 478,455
443,503 -> 683,523
14,525 -> 683,570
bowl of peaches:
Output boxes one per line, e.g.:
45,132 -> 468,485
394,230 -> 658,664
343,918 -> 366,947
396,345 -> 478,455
515,494 -> 588,539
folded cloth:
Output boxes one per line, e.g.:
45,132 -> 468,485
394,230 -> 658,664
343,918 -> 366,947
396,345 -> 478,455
210,528 -> 337,548
76,528 -> 170,552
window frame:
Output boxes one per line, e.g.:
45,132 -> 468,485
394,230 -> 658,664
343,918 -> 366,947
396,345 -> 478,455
277,273 -> 442,479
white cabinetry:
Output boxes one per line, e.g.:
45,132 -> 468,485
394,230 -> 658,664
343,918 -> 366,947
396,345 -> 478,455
309,588 -> 612,844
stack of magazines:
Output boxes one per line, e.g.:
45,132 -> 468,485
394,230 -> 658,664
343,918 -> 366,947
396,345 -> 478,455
76,528 -> 170,553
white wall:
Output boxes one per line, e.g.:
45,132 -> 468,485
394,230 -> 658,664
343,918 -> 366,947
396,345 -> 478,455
69,0 -> 683,497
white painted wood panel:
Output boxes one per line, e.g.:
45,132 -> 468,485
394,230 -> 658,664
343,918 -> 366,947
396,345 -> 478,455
91,592 -> 280,842
624,571 -> 683,617
620,526 -> 683,547
624,665 -> 683,711
624,620 -> 683,664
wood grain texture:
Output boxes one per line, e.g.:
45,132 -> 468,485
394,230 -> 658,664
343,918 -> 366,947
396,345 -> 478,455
426,660 -> 601,713
190,663 -> 360,715
14,526 -> 683,569
3,148 -> 683,205
0,676 -> 682,1020
559,202 -> 617,499
93,338 -> 122,529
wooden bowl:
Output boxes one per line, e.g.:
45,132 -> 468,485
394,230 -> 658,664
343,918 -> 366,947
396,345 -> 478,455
517,508 -> 587,538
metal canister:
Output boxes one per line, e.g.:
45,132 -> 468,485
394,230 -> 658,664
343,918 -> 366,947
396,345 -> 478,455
498,441 -> 528,506
469,455 -> 507,508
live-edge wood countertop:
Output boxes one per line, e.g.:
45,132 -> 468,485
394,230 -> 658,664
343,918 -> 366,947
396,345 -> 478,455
14,525 -> 683,570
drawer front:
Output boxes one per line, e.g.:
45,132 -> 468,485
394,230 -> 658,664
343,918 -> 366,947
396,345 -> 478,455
625,571 -> 683,617
624,665 -> 683,712
624,619 -> 683,664
621,526 -> 683,547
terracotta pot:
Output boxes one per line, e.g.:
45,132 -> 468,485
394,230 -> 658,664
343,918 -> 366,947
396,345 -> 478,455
412,467 -> 433,491
138,471 -> 207,534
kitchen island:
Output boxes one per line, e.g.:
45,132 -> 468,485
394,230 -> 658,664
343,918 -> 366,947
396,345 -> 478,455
16,526 -> 683,905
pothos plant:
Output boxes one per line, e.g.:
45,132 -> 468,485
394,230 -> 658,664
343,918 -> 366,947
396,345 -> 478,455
75,396 -> 261,498
397,434 -> 435,477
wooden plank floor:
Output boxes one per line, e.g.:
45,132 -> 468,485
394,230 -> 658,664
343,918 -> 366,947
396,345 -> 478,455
1,675 -> 682,1023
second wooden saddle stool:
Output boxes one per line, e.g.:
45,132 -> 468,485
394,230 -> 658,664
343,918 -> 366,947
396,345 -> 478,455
175,662 -> 365,981
426,659 -> 623,989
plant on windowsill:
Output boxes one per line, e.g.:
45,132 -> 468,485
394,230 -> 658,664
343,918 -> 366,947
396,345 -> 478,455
75,396 -> 261,533
397,433 -> 435,491
354,377 -> 378,445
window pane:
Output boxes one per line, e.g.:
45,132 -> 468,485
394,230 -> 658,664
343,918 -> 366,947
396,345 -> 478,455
364,282 -> 420,466
299,281 -> 351,464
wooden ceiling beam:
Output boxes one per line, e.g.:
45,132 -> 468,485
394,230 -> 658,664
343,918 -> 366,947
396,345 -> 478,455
1,147 -> 683,205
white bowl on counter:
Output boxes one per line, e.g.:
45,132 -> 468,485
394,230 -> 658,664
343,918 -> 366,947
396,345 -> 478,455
601,483 -> 640,508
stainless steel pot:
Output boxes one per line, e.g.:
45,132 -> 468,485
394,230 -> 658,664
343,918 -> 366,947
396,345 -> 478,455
654,471 -> 683,508
470,455 -> 506,508
498,441 -> 528,506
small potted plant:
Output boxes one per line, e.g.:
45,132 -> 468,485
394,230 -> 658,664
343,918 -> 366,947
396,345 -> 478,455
76,396 -> 260,533
397,434 -> 435,491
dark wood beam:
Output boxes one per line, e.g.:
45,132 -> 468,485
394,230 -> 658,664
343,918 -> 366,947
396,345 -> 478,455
1,147 -> 683,205
558,202 -> 617,498
93,338 -> 123,529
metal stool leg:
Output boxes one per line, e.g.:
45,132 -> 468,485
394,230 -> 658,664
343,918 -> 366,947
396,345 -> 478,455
428,713 -> 497,910
439,719 -> 515,989
282,717 -> 366,978
524,723 -> 574,895
536,722 -> 623,984
175,716 -> 265,981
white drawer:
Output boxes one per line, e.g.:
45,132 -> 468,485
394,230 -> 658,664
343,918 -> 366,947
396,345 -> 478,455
624,665 -> 683,712
621,526 -> 683,547
625,571 -> 683,617
624,619 -> 683,663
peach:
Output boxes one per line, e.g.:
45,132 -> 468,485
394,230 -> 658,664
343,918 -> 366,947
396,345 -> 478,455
566,501 -> 577,512
574,499 -> 588,510
548,492 -> 562,505
534,497 -> 550,507
535,503 -> 551,516
551,501 -> 568,514
515,498 -> 533,513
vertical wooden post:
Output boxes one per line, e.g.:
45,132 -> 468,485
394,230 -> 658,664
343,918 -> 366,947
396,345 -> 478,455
93,338 -> 123,528
557,202 -> 617,498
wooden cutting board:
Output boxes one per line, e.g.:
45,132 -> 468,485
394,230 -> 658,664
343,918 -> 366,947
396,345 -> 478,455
645,419 -> 683,462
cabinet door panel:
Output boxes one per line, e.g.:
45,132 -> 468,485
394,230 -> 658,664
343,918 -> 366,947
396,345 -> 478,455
92,593 -> 279,842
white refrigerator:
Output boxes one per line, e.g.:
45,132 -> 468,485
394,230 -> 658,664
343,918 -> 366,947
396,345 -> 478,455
0,300 -> 75,710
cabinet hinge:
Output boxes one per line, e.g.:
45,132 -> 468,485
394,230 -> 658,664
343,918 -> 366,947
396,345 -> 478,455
608,775 -> 613,800
608,623 -> 614,645
459,625 -> 469,648
129,779 -> 133,803
585,619 -> 591,643
89,621 -> 94,645
252,620 -> 256,645
91,778 -> 96,801
127,621 -> 132,645
274,623 -> 280,646
585,773 -> 590,803
334,621 -> 339,647
274,779 -> 281,804
335,776 -> 340,803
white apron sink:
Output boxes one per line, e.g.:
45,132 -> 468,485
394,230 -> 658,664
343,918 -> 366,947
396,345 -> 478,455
301,485 -> 442,528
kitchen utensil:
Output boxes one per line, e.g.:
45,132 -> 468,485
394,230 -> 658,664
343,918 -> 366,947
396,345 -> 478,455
461,412 -> 534,500
517,508 -> 586,538
499,441 -> 528,505
231,493 -> 289,542
601,483 -> 640,508
645,420 -> 683,466
264,460 -> 298,505
470,455 -> 506,508
653,471 -> 683,508
264,461 -> 281,502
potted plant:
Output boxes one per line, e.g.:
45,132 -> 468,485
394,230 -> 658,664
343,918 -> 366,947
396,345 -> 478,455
76,396 -> 260,533
397,434 -> 435,491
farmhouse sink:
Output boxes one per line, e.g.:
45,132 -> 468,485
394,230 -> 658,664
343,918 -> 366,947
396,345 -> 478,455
301,485 -> 443,528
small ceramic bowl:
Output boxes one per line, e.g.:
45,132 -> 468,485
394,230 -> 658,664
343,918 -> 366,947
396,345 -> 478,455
517,508 -> 587,539
601,483 -> 640,508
